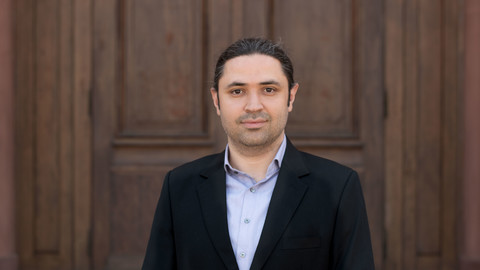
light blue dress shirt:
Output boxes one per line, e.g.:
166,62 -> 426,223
224,136 -> 287,270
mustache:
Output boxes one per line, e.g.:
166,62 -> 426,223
236,112 -> 271,123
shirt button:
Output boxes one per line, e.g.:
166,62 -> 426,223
244,218 -> 250,224
250,187 -> 256,193
240,252 -> 246,258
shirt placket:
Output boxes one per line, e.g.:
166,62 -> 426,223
235,180 -> 259,267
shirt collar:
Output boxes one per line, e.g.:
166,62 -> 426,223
223,135 -> 287,174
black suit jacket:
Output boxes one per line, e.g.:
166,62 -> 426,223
142,139 -> 375,270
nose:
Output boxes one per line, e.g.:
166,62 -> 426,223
244,91 -> 263,112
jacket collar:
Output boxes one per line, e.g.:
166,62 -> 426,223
197,138 -> 310,270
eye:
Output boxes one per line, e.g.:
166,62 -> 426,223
230,89 -> 243,95
264,87 -> 276,94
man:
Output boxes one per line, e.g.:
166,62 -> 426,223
142,38 -> 375,270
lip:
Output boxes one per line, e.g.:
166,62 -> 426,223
241,119 -> 267,129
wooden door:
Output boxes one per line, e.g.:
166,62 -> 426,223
92,0 -> 383,269
13,0 -> 463,269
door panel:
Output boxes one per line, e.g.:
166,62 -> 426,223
93,0 -> 219,269
121,0 -> 206,137
276,0 -> 356,137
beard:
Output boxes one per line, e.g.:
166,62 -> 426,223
221,111 -> 287,150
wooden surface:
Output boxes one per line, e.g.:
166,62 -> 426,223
14,0 -> 92,269
0,0 -> 17,269
13,0 -> 464,269
462,0 -> 480,269
384,0 -> 461,269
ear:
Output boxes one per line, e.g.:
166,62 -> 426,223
287,83 -> 299,112
210,88 -> 221,115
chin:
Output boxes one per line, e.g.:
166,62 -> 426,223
238,136 -> 276,148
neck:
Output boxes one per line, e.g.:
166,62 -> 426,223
227,134 -> 284,182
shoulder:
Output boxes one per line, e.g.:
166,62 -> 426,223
284,138 -> 356,180
169,152 -> 223,178
298,150 -> 356,179
291,150 -> 364,207
284,145 -> 359,193
160,152 -> 224,197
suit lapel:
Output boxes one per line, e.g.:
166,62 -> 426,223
196,153 -> 239,270
250,140 -> 309,270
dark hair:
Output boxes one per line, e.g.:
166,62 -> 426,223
212,38 -> 296,91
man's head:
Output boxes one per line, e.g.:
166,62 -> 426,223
210,38 -> 299,151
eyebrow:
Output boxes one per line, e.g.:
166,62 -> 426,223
226,80 -> 281,88
226,81 -> 247,88
259,80 -> 281,86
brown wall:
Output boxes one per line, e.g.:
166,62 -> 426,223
0,0 -> 17,269
461,0 -> 480,269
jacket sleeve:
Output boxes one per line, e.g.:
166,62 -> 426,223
142,171 -> 177,270
331,171 -> 375,270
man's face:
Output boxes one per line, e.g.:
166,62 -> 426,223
210,54 -> 298,149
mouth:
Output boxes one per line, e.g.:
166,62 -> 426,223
240,119 -> 267,129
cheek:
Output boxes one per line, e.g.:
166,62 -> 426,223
265,100 -> 289,114
219,98 -> 244,114
217,103 -> 237,121
220,108 -> 239,123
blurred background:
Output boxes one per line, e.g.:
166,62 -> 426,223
0,0 -> 479,269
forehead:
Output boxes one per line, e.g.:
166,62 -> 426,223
220,54 -> 287,86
